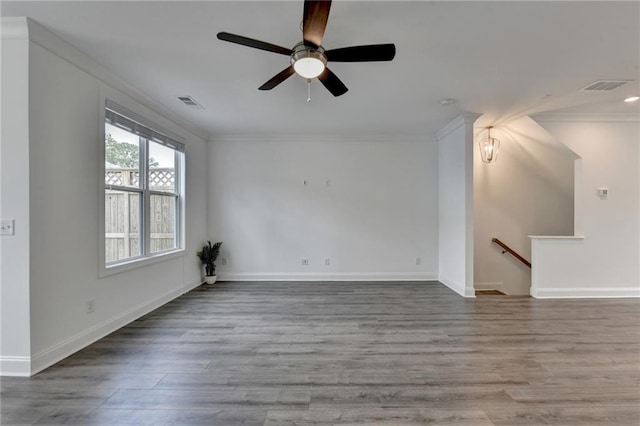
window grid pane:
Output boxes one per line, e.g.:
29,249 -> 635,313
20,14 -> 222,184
149,194 -> 177,253
105,190 -> 142,263
148,141 -> 176,193
105,123 -> 142,189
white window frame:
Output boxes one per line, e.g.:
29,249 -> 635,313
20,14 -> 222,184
99,94 -> 186,278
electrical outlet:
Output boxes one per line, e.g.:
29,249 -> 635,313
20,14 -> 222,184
415,257 -> 422,266
86,299 -> 95,314
221,257 -> 229,266
324,258 -> 330,266
301,258 -> 309,266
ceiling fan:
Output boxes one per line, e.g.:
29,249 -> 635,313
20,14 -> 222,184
217,0 -> 396,97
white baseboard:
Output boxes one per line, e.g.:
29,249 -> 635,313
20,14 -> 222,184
474,282 -> 504,291
439,276 -> 475,298
0,356 -> 31,377
184,278 -> 203,292
218,272 -> 437,282
532,287 -> 640,299
30,284 -> 189,376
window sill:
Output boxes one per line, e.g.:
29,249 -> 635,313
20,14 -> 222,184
99,248 -> 186,278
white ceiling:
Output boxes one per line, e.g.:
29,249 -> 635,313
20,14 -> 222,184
2,1 -> 639,139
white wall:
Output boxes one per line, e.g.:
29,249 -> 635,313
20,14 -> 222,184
0,19 -> 32,376
473,116 -> 575,295
437,114 -> 478,297
530,116 -> 639,298
1,19 -> 208,376
208,136 -> 438,281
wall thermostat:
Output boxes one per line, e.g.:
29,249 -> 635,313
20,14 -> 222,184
597,188 -> 608,199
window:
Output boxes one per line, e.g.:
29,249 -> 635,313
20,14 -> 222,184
104,100 -> 184,267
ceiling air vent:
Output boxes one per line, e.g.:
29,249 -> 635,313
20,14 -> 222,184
178,96 -> 204,110
581,80 -> 630,91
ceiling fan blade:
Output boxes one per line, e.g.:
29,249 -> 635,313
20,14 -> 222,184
317,68 -> 348,97
217,32 -> 292,56
326,44 -> 396,62
303,0 -> 332,47
259,66 -> 296,90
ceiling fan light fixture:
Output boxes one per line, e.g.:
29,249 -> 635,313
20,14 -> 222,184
291,43 -> 327,79
293,56 -> 325,79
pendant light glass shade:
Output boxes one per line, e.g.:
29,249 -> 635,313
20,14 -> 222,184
479,126 -> 500,163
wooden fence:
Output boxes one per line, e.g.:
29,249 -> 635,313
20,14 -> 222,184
105,168 -> 176,262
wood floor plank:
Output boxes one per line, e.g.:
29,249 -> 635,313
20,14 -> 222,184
485,405 -> 640,425
31,408 -> 267,426
264,408 -> 495,425
1,281 -> 638,425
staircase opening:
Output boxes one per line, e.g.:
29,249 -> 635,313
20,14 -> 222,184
473,116 -> 578,296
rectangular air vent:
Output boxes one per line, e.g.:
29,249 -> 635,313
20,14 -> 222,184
178,96 -> 204,109
581,80 -> 630,91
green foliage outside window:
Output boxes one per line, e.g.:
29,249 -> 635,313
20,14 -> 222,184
106,133 -> 159,168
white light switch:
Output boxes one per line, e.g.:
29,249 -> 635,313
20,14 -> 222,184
1,220 -> 15,236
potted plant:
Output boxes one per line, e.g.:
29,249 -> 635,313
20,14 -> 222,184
197,241 -> 223,284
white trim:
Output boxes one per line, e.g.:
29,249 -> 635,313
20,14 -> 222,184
183,278 -> 203,293
436,113 -> 482,141
30,284 -> 189,375
210,133 -> 435,144
1,17 -> 29,39
100,249 -> 186,278
474,282 -> 504,291
438,275 -> 476,298
218,272 -> 437,282
0,356 -> 31,377
529,235 -> 584,239
24,17 -> 208,141
532,113 -> 640,123
532,287 -> 640,299
463,120 -> 475,298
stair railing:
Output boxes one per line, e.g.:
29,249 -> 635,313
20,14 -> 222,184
491,238 -> 531,268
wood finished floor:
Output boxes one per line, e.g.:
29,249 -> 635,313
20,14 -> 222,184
2,281 -> 639,425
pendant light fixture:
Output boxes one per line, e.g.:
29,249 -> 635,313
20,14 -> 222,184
479,126 -> 500,163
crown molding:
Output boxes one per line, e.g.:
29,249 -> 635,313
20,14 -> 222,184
1,17 -> 29,39
532,112 -> 640,123
22,17 -> 209,142
436,113 -> 482,141
209,133 -> 437,144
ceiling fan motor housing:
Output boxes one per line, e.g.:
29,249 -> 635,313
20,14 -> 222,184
290,42 -> 327,78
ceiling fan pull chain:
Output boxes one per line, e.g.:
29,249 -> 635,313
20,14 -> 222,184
307,79 -> 312,102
